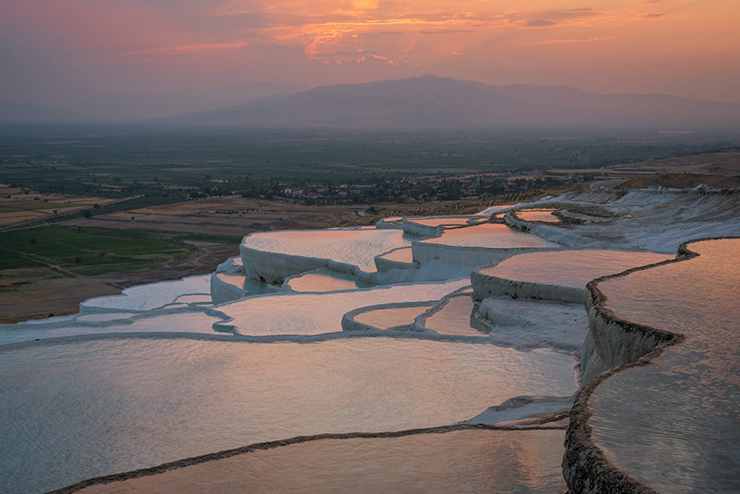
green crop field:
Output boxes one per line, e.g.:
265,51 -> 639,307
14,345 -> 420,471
0,226 -> 238,275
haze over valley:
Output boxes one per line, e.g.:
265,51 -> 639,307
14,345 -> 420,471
3,76 -> 740,131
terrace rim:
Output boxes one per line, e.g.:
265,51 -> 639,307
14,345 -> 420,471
562,236 -> 739,494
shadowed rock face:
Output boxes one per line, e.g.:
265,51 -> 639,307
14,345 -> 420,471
564,238 -> 740,494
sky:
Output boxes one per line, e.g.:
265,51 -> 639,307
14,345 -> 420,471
1,0 -> 739,108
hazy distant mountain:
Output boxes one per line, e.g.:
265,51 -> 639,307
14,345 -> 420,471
0,102 -> 87,123
184,76 -> 534,128
469,81 -> 740,129
180,75 -> 740,130
67,82 -> 309,120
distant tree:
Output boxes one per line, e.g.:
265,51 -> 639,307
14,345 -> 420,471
83,210 -> 93,219
30,238 -> 36,245
75,257 -> 82,264
93,203 -> 100,209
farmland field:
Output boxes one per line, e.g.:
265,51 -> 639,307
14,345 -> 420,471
0,225 -> 241,322
2,123 -> 736,199
0,226 -> 200,274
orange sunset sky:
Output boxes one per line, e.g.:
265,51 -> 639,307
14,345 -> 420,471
1,0 -> 739,106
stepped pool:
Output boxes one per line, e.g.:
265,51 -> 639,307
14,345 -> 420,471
515,209 -> 560,223
285,269 -> 372,292
473,249 -> 671,303
79,429 -> 567,494
352,304 -> 435,330
405,216 -> 484,228
216,280 -> 467,336
477,250 -> 670,290
420,294 -> 490,336
241,228 -> 413,273
4,195 -> 729,494
377,246 -> 414,263
586,239 -> 740,493
0,337 -> 576,493
421,223 -> 559,249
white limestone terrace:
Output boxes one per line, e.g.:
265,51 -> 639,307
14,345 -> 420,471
414,222 -> 561,270
0,337 -> 578,494
211,272 -> 277,304
472,250 -> 671,304
413,291 -> 491,337
514,209 -> 561,223
374,216 -> 404,229
80,274 -> 212,313
401,215 -> 487,236
421,223 -> 558,249
210,255 -> 278,305
374,246 -> 416,272
239,227 -> 413,284
477,296 -> 589,353
343,301 -> 437,332
1,271 -> 579,494
238,221 -> 560,288
71,429 -> 568,494
340,288 -> 586,430
564,238 -> 740,494
478,203 -> 522,216
502,187 -> 740,253
342,286 -> 590,353
213,279 -> 468,336
282,268 -> 373,293
0,309 -> 234,348
469,396 -> 575,427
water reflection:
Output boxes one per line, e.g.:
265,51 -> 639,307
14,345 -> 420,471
422,224 -> 559,249
80,429 -> 566,494
243,229 -> 413,272
480,250 -> 669,289
217,280 -> 467,336
424,295 -> 490,336
378,246 -> 414,263
590,239 -> 740,493
0,337 -> 576,493
354,305 -> 434,330
516,209 -> 560,223
406,216 -> 483,228
287,269 -> 372,293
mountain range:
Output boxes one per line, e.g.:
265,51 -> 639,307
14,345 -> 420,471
181,75 -> 740,129
2,75 -> 739,129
